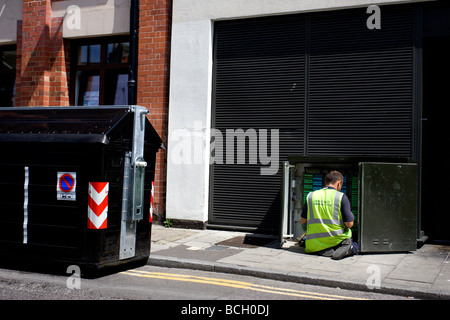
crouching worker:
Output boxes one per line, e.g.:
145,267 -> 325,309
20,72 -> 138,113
300,171 -> 358,260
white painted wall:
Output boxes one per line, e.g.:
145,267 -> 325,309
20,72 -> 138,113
166,18 -> 213,222
0,0 -> 22,44
51,0 -> 130,38
0,0 -> 129,44
166,0 -> 429,224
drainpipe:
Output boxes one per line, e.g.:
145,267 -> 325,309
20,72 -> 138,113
128,0 -> 139,105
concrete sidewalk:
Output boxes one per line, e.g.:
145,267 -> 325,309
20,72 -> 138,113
148,225 -> 450,300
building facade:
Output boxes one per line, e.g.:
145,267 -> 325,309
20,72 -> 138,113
0,0 -> 171,222
166,0 -> 450,243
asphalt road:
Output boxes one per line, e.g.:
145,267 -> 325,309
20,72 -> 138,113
0,264 -> 414,302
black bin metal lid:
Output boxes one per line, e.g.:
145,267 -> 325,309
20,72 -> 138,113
0,106 -> 145,144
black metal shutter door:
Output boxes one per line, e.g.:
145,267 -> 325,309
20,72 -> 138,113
211,6 -> 415,233
307,7 -> 415,156
211,16 -> 305,233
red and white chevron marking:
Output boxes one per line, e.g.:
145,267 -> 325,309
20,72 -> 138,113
87,182 -> 108,229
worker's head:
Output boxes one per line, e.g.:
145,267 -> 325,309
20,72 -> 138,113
325,171 -> 344,191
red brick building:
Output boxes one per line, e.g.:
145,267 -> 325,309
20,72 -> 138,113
0,0 -> 171,221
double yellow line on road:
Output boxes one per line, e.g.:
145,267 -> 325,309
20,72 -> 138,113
121,270 -> 368,300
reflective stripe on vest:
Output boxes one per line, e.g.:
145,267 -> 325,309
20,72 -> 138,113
305,227 -> 347,240
307,190 -> 344,226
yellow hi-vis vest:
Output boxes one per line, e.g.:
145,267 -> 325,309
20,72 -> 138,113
305,187 -> 352,253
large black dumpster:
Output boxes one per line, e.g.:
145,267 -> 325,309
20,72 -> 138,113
0,106 -> 162,274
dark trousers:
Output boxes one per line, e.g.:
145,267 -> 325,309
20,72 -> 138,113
314,238 -> 358,257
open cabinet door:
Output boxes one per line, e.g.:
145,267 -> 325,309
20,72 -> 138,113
359,162 -> 418,253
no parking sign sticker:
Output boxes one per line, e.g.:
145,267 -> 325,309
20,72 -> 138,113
57,172 -> 77,201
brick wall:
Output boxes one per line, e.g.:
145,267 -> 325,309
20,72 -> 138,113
49,16 -> 70,106
16,0 -> 52,106
138,0 -> 172,222
15,0 -> 69,107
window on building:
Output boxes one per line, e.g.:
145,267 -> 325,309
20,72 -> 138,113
0,46 -> 16,107
70,37 -> 130,106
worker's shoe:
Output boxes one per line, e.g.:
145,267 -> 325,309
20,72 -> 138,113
297,233 -> 306,248
332,238 -> 354,260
